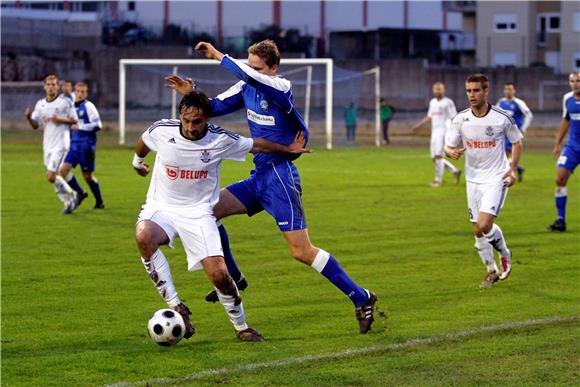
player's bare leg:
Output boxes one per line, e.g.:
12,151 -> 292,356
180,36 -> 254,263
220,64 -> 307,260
474,212 -> 511,287
283,229 -> 377,334
549,168 -> 571,231
204,189 -> 249,303
135,220 -> 195,338
202,256 -> 263,342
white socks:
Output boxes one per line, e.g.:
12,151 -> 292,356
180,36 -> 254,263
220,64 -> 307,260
475,236 -> 498,273
53,175 -> 73,203
141,249 -> 180,307
484,224 -> 510,257
434,159 -> 444,182
216,287 -> 248,331
555,186 -> 567,198
443,159 -> 459,173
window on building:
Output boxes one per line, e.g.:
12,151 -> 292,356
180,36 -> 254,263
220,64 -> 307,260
574,52 -> 580,72
538,13 -> 560,34
128,1 -> 135,11
494,14 -> 517,33
574,12 -> 580,32
493,52 -> 517,66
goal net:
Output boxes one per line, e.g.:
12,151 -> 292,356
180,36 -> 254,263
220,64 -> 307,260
119,59 -> 380,148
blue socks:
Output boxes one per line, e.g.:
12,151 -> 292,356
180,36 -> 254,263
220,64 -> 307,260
555,187 -> 567,221
87,178 -> 104,206
217,224 -> 242,282
66,174 -> 85,195
312,249 -> 368,308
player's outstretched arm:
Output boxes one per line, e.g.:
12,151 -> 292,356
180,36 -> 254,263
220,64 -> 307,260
553,119 -> 569,160
24,107 -> 39,130
251,131 -> 312,154
132,137 -> 151,177
164,75 -> 195,96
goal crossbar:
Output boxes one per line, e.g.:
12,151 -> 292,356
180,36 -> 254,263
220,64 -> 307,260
118,58 -> 334,149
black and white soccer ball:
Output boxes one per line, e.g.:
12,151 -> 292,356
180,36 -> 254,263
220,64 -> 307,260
147,308 -> 186,346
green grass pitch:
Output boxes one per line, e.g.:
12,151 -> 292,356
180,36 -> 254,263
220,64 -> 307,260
2,137 -> 579,386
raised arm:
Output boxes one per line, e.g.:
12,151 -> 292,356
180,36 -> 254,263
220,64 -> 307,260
195,42 -> 294,113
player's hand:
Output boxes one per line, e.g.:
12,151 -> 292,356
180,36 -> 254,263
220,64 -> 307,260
164,75 -> 195,95
134,163 -> 150,177
71,124 -> 79,131
503,169 -> 516,187
288,131 -> 312,154
194,42 -> 224,61
552,143 -> 562,160
446,147 -> 465,160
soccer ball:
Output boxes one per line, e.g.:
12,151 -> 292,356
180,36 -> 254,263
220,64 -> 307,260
147,308 -> 186,346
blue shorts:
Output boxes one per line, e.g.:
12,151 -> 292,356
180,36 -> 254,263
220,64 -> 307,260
64,140 -> 96,172
557,145 -> 580,173
226,161 -> 306,232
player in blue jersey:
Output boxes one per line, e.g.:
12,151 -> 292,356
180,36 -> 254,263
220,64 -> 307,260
59,82 -> 105,209
496,83 -> 533,182
548,72 -> 580,232
61,80 -> 75,103
166,40 -> 377,334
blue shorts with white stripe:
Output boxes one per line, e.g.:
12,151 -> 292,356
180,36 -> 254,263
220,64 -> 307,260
226,161 -> 307,232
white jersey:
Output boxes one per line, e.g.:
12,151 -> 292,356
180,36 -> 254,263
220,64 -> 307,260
31,96 -> 77,151
141,120 -> 253,216
446,105 -> 523,184
428,96 -> 457,132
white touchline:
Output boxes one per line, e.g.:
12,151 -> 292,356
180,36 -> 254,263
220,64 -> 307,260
108,315 -> 578,387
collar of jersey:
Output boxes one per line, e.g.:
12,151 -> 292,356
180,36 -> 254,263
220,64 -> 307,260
471,103 -> 491,118
179,123 -> 209,142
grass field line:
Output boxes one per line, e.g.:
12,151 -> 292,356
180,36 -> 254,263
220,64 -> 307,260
108,315 -> 579,387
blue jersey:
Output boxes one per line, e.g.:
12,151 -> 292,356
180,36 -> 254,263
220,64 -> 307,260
210,55 -> 308,170
71,99 -> 101,143
496,97 -> 533,132
563,91 -> 580,151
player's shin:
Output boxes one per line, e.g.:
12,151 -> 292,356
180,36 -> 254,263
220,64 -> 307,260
65,171 -> 85,195
311,249 -> 368,308
555,187 -> 567,221
484,224 -> 510,257
443,159 -> 459,173
215,283 -> 248,331
53,175 -> 74,203
141,249 -> 181,307
217,223 -> 243,282
475,236 -> 498,272
87,177 -> 104,206
434,159 -> 444,182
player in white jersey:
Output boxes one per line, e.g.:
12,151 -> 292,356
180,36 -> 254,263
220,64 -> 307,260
445,74 -> 523,289
412,82 -> 461,187
25,74 -> 79,215
133,91 -> 309,342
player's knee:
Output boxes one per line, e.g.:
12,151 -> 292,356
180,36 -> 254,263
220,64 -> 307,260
135,228 -> 158,257
475,222 -> 492,236
555,176 -> 567,187
289,246 -> 317,264
46,171 -> 56,182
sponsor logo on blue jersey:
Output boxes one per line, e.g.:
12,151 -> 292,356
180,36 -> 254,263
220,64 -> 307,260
260,100 -> 269,112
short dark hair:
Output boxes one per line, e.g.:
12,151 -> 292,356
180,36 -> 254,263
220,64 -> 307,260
248,39 -> 280,68
44,74 -> 58,83
178,90 -> 212,117
63,80 -> 74,85
466,73 -> 489,89
504,82 -> 516,88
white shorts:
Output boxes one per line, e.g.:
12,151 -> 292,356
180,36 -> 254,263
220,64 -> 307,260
466,181 -> 508,222
430,131 -> 446,158
43,148 -> 68,172
137,205 -> 223,271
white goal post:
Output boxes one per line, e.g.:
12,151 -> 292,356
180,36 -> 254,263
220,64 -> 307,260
118,58 -> 334,148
